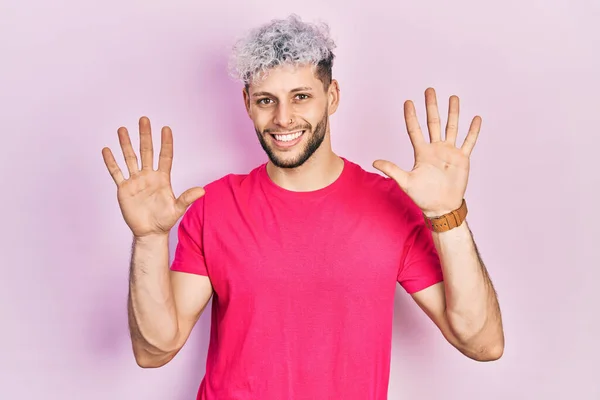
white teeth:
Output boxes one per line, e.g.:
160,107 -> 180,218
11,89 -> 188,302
274,131 -> 303,142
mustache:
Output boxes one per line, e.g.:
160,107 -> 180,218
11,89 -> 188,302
263,125 -> 311,134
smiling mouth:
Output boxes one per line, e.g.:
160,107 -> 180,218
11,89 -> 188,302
270,130 -> 305,142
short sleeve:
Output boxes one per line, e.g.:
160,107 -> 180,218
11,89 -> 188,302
170,196 -> 209,276
397,201 -> 444,294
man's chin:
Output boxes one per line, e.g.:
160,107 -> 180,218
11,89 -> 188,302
268,153 -> 305,169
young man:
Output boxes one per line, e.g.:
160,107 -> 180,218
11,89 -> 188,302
102,14 -> 504,400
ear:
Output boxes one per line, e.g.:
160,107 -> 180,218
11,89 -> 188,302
242,87 -> 251,118
327,79 -> 340,116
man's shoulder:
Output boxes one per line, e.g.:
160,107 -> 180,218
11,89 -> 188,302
343,157 -> 418,214
203,162 -> 265,193
183,162 -> 265,216
344,157 -> 399,193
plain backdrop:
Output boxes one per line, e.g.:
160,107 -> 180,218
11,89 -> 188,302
1,0 -> 598,399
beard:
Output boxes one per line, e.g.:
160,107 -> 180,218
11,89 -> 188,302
255,109 -> 329,169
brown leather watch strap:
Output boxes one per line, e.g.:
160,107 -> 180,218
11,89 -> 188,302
423,199 -> 468,232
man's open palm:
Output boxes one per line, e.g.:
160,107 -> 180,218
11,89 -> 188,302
373,88 -> 482,217
102,116 -> 205,238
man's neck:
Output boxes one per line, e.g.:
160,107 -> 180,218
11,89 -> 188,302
266,151 -> 344,192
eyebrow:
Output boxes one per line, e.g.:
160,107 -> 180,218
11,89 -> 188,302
251,87 -> 313,98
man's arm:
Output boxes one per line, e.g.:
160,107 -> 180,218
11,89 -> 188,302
372,88 -> 504,361
411,221 -> 504,362
128,234 -> 213,368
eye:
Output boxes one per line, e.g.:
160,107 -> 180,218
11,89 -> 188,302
257,98 -> 273,105
295,94 -> 310,100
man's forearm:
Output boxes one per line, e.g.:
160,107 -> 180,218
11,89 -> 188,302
432,221 -> 504,355
128,234 -> 180,362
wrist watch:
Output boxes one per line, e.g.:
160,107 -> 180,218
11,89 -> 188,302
423,199 -> 468,232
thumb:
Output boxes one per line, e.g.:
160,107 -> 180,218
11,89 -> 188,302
175,186 -> 206,215
372,160 -> 409,192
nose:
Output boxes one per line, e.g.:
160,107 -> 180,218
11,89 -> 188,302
273,104 -> 294,128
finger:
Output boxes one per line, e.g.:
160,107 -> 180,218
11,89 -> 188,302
445,95 -> 460,145
139,116 -> 154,170
101,147 -> 125,185
158,126 -> 174,173
403,100 -> 426,149
175,187 -> 206,215
117,127 -> 139,176
461,116 -> 482,157
372,160 -> 409,192
425,87 -> 442,142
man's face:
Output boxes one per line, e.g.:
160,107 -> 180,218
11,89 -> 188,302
244,65 -> 339,169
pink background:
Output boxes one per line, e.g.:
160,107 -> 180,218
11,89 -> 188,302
2,0 -> 598,399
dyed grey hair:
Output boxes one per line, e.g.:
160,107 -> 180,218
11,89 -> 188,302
228,14 -> 337,88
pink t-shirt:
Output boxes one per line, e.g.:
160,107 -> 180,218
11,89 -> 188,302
171,157 -> 443,400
